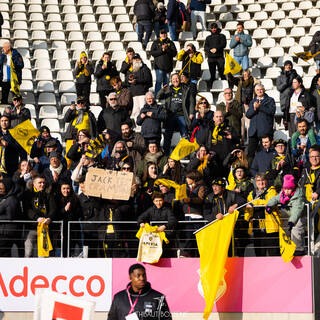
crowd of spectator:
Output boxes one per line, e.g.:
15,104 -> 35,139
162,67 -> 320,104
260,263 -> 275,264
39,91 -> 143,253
1,1 -> 320,259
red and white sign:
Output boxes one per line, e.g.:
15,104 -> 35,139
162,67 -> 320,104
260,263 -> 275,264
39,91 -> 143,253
34,290 -> 95,320
0,258 -> 112,311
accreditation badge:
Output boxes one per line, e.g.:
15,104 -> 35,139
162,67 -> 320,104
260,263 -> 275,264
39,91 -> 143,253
125,312 -> 139,320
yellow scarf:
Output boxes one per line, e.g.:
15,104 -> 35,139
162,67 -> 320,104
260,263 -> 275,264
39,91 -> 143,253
0,146 -> 6,173
197,155 -> 208,175
125,56 -> 133,72
211,124 -> 224,145
76,51 -> 89,78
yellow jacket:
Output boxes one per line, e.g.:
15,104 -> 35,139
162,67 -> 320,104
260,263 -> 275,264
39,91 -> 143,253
244,186 -> 281,234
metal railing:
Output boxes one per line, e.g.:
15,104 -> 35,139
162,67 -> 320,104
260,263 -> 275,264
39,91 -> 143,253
0,202 -> 315,258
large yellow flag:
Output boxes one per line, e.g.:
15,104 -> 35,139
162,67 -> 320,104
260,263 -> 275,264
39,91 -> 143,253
195,211 -> 239,319
224,52 -> 242,75
9,120 -> 39,154
154,178 -> 188,200
170,138 -> 199,161
279,225 -> 296,263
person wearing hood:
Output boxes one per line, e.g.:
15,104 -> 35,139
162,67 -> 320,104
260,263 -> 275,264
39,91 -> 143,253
94,51 -> 118,109
30,125 -> 63,160
74,51 -> 94,104
276,60 -> 299,119
108,263 -> 172,320
267,174 -> 305,256
97,92 -> 129,136
4,94 -> 31,128
43,151 -> 72,197
136,92 -> 167,146
23,175 -> 57,257
0,178 -> 22,257
204,22 -> 227,88
104,140 -> 134,171
64,96 -> 97,141
125,53 -> 153,122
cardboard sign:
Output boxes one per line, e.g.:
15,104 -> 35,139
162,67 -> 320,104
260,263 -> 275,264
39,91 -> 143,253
84,167 -> 133,200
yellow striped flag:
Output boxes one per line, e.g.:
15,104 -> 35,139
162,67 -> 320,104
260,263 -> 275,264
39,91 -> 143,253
224,52 -> 242,75
10,54 -> 21,95
9,120 -> 39,154
195,211 -> 239,319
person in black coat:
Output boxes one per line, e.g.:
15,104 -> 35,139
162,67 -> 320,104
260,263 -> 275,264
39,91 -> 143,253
309,30 -> 320,71
120,47 -> 135,79
150,29 -> 177,96
23,175 -> 57,257
136,92 -> 167,145
137,192 -> 177,257
56,181 -> 81,257
283,75 -> 315,137
108,264 -> 172,320
0,41 -> 24,104
276,60 -> 299,116
97,92 -> 129,136
204,23 -> 227,87
0,13 -> 3,38
94,52 -> 118,109
246,84 -> 276,161
0,178 -> 22,257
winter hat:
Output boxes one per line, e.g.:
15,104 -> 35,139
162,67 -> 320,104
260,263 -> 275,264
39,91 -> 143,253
282,174 -> 295,190
284,60 -> 293,67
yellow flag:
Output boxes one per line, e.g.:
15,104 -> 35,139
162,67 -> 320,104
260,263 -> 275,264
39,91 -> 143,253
279,225 -> 296,263
154,178 -> 188,200
224,52 -> 242,75
10,54 -> 21,95
170,138 -> 199,161
294,51 -> 320,62
9,120 -> 40,154
195,211 -> 239,319
37,223 -> 53,257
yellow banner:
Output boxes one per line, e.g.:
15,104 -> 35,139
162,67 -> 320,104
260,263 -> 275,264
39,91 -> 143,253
196,211 -> 239,319
279,225 -> 296,263
294,51 -> 320,62
224,52 -> 242,75
9,120 -> 39,154
37,223 -> 53,257
154,178 -> 188,200
170,138 -> 199,161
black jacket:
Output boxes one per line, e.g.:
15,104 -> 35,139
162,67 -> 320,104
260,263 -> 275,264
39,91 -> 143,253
94,60 -> 118,92
0,49 -> 24,84
137,205 -> 177,230
190,110 -> 214,145
246,94 -> 275,138
125,64 -> 153,97
276,68 -> 299,112
30,136 -> 63,159
250,147 -> 277,177
3,106 -> 31,128
0,13 -> 3,38
136,102 -> 167,139
108,282 -> 172,320
74,61 -> 94,84
157,84 -> 195,128
283,87 -> 315,123
134,0 -> 155,21
203,190 -> 245,222
43,167 -> 72,197
204,29 -> 227,60
310,31 -> 320,61
97,105 -> 129,136
150,38 -> 177,73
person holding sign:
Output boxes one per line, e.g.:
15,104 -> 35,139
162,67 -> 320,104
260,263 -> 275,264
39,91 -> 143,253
108,263 -> 172,320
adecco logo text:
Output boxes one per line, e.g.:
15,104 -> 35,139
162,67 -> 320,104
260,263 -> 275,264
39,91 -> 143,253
0,267 -> 105,298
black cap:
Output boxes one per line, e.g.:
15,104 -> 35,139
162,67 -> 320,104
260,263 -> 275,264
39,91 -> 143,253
12,94 -> 22,101
132,53 -> 141,60
284,60 -> 293,67
40,126 -> 50,134
274,139 -> 287,146
49,151 -> 60,160
160,29 -> 167,34
45,140 -> 57,148
212,178 -> 226,187
77,96 -> 86,104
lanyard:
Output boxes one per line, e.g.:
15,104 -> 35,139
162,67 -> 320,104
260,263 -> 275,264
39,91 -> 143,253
127,286 -> 141,315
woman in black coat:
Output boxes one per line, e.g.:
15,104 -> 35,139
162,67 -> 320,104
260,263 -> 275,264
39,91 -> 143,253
0,179 -> 22,257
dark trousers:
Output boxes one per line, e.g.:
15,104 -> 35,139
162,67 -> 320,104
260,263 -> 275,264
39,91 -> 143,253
1,81 -> 10,104
288,113 -> 296,138
138,20 -> 153,48
208,58 -> 226,88
98,90 -> 108,109
247,135 -> 260,164
76,83 -> 91,105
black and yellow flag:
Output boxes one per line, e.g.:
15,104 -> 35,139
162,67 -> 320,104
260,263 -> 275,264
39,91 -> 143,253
10,54 -> 21,95
294,51 -> 320,62
224,52 -> 242,75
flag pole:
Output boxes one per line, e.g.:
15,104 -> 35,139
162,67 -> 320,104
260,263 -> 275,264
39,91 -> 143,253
193,195 -> 263,235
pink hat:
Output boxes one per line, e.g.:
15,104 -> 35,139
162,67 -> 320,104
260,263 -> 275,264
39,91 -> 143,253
282,174 -> 296,190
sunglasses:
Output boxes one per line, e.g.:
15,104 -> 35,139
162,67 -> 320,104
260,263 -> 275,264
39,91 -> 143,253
199,102 -> 207,105
122,167 -> 131,170
109,98 -> 117,101
78,101 -> 85,104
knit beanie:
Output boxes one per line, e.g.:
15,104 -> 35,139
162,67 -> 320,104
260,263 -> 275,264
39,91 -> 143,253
282,174 -> 295,190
